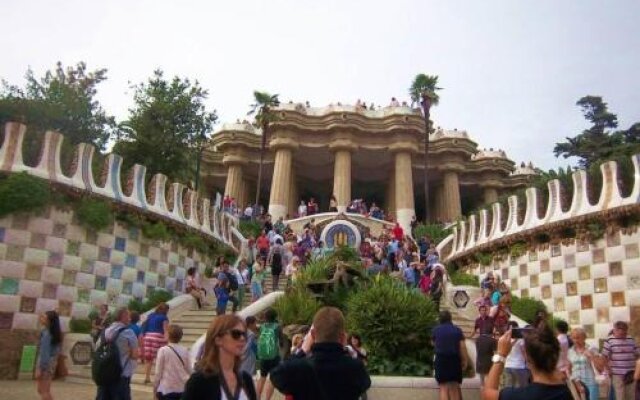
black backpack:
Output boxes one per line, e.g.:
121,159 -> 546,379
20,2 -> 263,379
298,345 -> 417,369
92,327 -> 129,386
225,271 -> 239,291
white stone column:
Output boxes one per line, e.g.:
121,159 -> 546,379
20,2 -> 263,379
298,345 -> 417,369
268,148 -> 293,220
224,163 -> 243,204
443,170 -> 462,221
332,150 -> 352,213
394,151 -> 416,233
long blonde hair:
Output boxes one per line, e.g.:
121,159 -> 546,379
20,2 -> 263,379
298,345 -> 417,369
197,314 -> 246,376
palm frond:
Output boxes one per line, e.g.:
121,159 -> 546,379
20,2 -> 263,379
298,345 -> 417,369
409,74 -> 442,106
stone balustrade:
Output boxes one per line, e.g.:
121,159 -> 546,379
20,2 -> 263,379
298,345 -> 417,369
442,154 -> 640,261
0,122 -> 245,252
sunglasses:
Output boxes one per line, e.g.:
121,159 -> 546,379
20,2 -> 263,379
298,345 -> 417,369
226,329 -> 247,340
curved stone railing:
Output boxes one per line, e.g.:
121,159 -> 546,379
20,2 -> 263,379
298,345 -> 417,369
444,154 -> 640,261
0,122 -> 246,252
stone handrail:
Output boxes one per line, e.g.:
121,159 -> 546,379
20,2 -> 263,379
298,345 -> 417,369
0,122 -> 243,252
188,291 -> 285,366
444,154 -> 640,261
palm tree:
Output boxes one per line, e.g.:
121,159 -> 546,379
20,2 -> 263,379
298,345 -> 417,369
248,90 -> 280,216
409,74 -> 441,224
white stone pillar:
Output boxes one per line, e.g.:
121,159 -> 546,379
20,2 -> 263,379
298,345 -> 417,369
443,170 -> 462,221
332,150 -> 352,213
268,148 -> 293,220
394,151 -> 416,233
224,163 -> 243,204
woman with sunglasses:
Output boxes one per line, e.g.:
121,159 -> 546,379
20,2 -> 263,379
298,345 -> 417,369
183,314 -> 257,400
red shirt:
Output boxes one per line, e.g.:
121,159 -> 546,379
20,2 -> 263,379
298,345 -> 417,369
392,225 -> 404,241
257,236 -> 270,250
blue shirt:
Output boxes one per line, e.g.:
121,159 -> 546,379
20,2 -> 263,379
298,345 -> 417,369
432,322 -> 464,356
101,322 -> 138,377
129,323 -> 142,337
37,329 -> 61,371
403,267 -> 416,284
144,312 -> 168,334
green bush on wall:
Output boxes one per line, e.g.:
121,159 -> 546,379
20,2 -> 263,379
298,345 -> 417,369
510,295 -> 547,324
76,197 -> 113,231
238,220 -> 263,238
272,288 -> 321,326
0,172 -> 51,217
69,318 -> 92,333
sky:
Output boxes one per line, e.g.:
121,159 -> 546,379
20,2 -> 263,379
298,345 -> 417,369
2,0 -> 639,171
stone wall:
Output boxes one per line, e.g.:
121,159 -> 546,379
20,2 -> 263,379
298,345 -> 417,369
0,207 -> 214,332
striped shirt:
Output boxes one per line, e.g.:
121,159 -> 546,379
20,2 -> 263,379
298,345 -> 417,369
601,336 -> 639,376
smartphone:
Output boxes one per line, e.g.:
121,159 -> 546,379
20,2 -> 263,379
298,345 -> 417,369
511,327 -> 534,339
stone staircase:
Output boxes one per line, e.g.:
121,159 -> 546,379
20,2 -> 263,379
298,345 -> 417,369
68,274 -> 276,392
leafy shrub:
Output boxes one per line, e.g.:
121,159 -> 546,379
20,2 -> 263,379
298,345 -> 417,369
449,270 -> 480,287
69,318 -> 92,333
0,172 -> 51,217
329,245 -> 360,262
76,197 -> 113,231
127,298 -> 146,314
509,242 -> 527,258
473,252 -> 493,266
239,220 -> 262,238
295,258 -> 332,287
141,220 -> 171,242
128,289 -> 173,314
346,276 -> 437,376
511,295 -> 547,324
413,223 -> 452,245
273,288 -> 321,326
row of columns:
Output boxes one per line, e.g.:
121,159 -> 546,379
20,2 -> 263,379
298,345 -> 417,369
223,146 -> 502,228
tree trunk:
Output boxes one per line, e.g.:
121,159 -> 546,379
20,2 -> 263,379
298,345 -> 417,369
422,100 -> 431,224
254,123 -> 268,217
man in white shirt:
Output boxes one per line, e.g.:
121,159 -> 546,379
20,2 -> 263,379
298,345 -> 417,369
244,205 -> 253,219
298,200 -> 307,217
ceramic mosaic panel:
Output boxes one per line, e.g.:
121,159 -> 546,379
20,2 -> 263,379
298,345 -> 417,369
0,207 -> 216,331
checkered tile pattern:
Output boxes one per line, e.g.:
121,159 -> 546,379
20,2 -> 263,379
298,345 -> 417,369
472,230 -> 640,341
0,209 -> 211,331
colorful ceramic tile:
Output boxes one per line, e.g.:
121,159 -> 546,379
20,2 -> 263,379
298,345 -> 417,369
98,247 -> 111,262
581,295 -> 593,309
85,230 -> 98,245
626,243 -> 640,259
521,288 -> 529,298
592,249 -> 605,263
542,285 -> 551,299
149,259 -> 158,272
161,249 -> 168,262
597,308 -> 610,323
175,279 -> 183,291
67,240 -> 80,256
111,265 -> 123,279
114,237 -> 126,251
578,266 -> 591,280
611,292 -> 625,307
95,276 -> 107,291
136,271 -> 145,283
566,282 -> 578,296
584,324 -> 594,338
25,264 -> 43,281
11,214 -> 29,230
125,254 -> 136,268
0,278 -> 19,295
62,270 -> 77,286
58,300 -> 72,317
81,259 -> 95,274
606,232 -> 621,247
510,278 -> 518,290
530,274 -> 539,288
48,252 -> 63,267
553,271 -> 563,284
128,227 -> 139,241
139,243 -> 149,258
42,283 -> 57,299
52,223 -> 67,238
0,227 -> 5,242
77,288 -> 90,303
0,312 -> 14,329
6,245 -> 25,262
577,241 -> 590,252
609,262 -> 623,276
540,259 -> 550,272
20,297 -> 36,313
551,245 -> 561,257
564,254 -> 576,269
122,282 -> 133,295
519,264 -> 527,277
30,233 -> 47,249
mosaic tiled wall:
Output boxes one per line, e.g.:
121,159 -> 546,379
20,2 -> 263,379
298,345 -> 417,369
0,207 -> 213,332
471,230 -> 640,341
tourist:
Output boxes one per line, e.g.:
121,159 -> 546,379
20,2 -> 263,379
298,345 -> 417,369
480,272 -> 494,291
307,197 -> 318,215
182,315 -> 257,400
274,216 -> 285,234
257,231 -> 270,260
430,268 -> 445,311
418,265 -> 433,295
290,333 -> 304,357
403,260 -> 418,288
256,308 -> 283,400
223,195 -> 231,212
568,327 -> 602,400
214,276 -> 230,315
91,304 -> 110,343
481,325 -> 572,400
471,305 -> 496,386
418,236 -> 430,262
186,267 -> 207,309
503,322 -> 529,389
285,256 -> 301,288
128,311 -> 142,339
240,316 -> 259,377
141,303 -> 170,384
555,320 -> 571,377
329,194 -> 338,212
601,321 -> 640,400
490,296 -> 511,335
251,257 -> 267,301
268,238 -> 285,291
218,261 -> 240,312
313,240 -> 329,260
95,307 -> 139,400
432,310 -> 469,400
270,307 -> 371,400
263,214 -> 274,233
243,204 -> 253,219
237,260 -> 250,307
347,333 -> 368,366
154,325 -> 191,400
392,222 -> 404,241
298,200 -> 307,217
36,310 -> 62,400
390,97 -> 400,107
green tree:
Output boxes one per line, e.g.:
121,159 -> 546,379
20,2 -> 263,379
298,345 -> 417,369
0,61 -> 117,151
409,74 -> 441,223
113,70 -> 217,185
554,96 -> 640,168
248,91 -> 280,211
